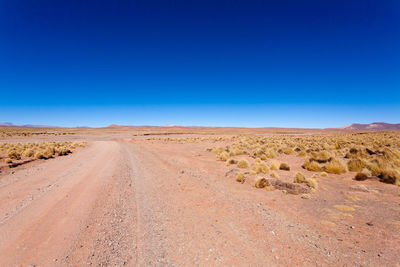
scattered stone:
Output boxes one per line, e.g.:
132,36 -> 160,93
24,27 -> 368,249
266,178 -> 311,195
349,185 -> 370,193
366,222 -> 374,226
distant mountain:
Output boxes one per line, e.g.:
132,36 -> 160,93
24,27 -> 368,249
0,122 -> 57,128
337,122 -> 400,131
0,122 -> 14,126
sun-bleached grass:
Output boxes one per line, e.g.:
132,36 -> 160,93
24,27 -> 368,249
0,141 -> 85,163
237,159 -> 249,169
207,132 -> 400,185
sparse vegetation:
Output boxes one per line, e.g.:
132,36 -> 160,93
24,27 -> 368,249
279,162 -> 290,171
0,141 -> 85,165
237,159 -> 250,169
205,132 -> 400,186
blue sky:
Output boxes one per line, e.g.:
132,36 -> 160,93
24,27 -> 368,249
1,0 -> 399,128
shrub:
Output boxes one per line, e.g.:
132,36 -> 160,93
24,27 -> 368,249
301,194 -> 311,199
354,172 -> 368,181
347,159 -> 368,172
270,160 -> 280,170
310,151 -> 332,163
5,158 -> 12,164
321,172 -> 328,177
237,159 -> 249,169
218,151 -> 229,161
236,173 -> 245,183
35,151 -> 45,159
270,171 -> 279,178
294,172 -> 306,183
325,159 -> 347,174
379,169 -> 400,185
23,149 -> 34,158
306,178 -> 318,189
297,150 -> 307,157
255,178 -> 267,188
7,150 -> 21,160
279,162 -> 290,171
226,158 -> 238,165
303,158 -> 321,172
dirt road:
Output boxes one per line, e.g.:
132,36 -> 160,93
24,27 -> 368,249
0,140 -> 398,266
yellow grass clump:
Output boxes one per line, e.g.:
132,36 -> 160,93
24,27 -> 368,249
294,172 -> 306,183
306,178 -> 318,189
334,205 -> 355,212
324,159 -> 347,174
255,178 -> 268,188
303,158 -> 321,172
270,160 -> 280,170
218,151 -> 229,161
236,173 -> 245,183
237,159 -> 250,169
279,162 -> 290,171
270,171 -> 279,178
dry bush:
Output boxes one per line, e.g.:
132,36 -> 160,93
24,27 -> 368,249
226,158 -> 238,165
297,150 -> 307,157
324,159 -> 347,174
237,159 -> 249,169
218,151 -> 229,161
236,173 -> 245,183
306,178 -> 318,189
294,172 -> 306,183
347,159 -> 368,172
255,178 -> 267,188
303,158 -> 321,172
279,162 -> 290,171
5,158 -> 12,164
354,172 -> 368,181
270,171 -> 279,178
270,160 -> 280,170
310,151 -> 332,163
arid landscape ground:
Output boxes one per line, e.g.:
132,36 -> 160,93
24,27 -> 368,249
0,126 -> 399,266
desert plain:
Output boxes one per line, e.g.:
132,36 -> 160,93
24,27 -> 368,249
0,125 -> 399,266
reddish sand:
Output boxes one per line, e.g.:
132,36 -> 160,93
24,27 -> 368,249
0,134 -> 399,266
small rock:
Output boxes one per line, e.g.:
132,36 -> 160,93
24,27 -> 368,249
366,222 -> 374,226
288,224 -> 294,227
350,226 -> 355,229
271,248 -> 277,253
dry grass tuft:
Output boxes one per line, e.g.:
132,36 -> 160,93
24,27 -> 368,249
237,159 -> 250,169
301,194 -> 311,199
255,178 -> 268,188
270,160 -> 280,170
294,172 -> 306,183
306,178 -> 318,189
218,151 -> 229,161
236,173 -> 245,183
279,162 -> 290,171
325,159 -> 347,174
303,158 -> 321,172
354,172 -> 368,181
270,171 -> 279,178
334,205 -> 355,212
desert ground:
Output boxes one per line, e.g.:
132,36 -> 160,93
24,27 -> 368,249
0,126 -> 399,266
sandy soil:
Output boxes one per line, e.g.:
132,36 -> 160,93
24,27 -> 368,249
0,137 -> 399,266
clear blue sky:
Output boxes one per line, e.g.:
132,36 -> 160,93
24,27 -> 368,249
1,0 -> 399,128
